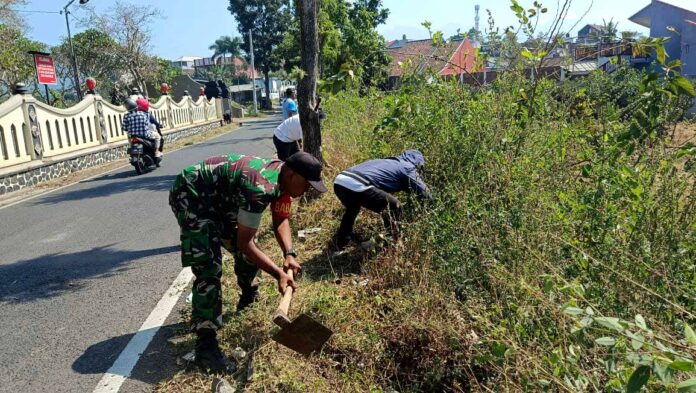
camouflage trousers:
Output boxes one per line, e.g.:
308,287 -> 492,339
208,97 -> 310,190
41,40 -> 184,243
169,185 -> 260,335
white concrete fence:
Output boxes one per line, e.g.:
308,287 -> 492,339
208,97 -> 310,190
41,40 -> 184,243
0,89 -> 221,171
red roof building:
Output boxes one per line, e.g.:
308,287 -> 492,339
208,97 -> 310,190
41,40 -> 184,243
386,37 -> 484,79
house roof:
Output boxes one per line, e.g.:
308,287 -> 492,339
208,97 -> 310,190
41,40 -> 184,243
386,39 -> 438,77
439,38 -> 481,76
175,56 -> 203,62
630,0 -> 696,28
386,38 -> 482,77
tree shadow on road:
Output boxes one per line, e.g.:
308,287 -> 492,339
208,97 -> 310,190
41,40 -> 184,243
72,322 -> 189,387
0,244 -> 179,303
35,173 -> 175,205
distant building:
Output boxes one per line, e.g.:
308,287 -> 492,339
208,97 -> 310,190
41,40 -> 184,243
192,56 -> 260,80
630,0 -> 696,76
386,36 -> 484,87
577,24 -> 607,43
170,56 -> 203,75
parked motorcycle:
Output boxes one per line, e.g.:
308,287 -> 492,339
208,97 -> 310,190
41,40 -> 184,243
128,137 -> 160,175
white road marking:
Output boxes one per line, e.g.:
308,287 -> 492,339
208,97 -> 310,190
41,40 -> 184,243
92,267 -> 193,393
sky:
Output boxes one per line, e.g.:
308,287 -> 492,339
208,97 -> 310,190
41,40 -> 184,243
16,0 -> 653,60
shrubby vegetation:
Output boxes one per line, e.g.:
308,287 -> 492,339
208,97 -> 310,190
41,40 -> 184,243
314,58 -> 696,390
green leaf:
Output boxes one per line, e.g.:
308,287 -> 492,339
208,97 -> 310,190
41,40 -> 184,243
626,365 -> 651,393
669,360 -> 694,371
654,360 -> 673,384
631,334 -> 645,350
656,44 -> 667,65
678,377 -> 696,392
596,336 -> 617,346
635,314 -> 647,330
672,75 -> 696,97
685,323 -> 696,346
520,48 -> 533,60
595,317 -> 625,332
562,306 -> 583,316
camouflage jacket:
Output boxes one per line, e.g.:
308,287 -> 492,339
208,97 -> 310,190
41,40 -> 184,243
172,154 -> 283,228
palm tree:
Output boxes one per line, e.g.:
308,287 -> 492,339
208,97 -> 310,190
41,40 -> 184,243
208,35 -> 243,63
601,18 -> 619,43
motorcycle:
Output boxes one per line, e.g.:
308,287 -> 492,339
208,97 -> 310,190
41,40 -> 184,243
128,137 -> 160,175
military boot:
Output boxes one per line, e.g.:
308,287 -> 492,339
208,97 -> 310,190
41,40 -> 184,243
194,333 -> 236,374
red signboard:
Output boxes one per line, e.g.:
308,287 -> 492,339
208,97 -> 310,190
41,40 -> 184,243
33,54 -> 57,85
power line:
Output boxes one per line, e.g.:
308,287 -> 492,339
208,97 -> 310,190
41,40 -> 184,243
8,9 -> 61,14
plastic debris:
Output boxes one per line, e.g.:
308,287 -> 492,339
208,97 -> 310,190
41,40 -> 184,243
231,347 -> 247,361
298,227 -> 322,241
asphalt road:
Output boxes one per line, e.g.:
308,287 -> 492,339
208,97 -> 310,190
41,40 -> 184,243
0,116 -> 280,392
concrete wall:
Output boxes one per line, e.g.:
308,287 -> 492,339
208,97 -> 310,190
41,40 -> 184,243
0,89 -> 223,195
0,91 -> 220,172
649,2 -> 696,76
0,120 -> 221,195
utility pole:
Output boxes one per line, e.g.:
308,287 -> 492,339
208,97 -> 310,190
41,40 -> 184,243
62,0 -> 90,101
249,30 -> 258,114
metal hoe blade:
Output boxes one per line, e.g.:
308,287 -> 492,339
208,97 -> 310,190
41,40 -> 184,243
272,313 -> 333,355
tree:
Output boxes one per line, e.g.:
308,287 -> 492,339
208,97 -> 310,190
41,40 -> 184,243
0,0 -> 27,30
0,24 -> 45,102
82,1 -> 162,96
277,0 -> 390,90
296,0 -> 321,159
209,35 -> 242,59
600,18 -> 619,43
228,0 -> 292,106
52,29 -> 122,99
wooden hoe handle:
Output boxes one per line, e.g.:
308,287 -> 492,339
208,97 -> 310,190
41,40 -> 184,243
273,269 -> 294,327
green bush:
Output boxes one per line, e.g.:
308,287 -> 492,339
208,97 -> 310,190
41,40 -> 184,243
322,66 -> 696,391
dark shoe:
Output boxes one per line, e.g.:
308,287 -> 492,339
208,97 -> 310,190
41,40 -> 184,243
236,291 -> 259,313
194,335 -> 236,374
155,156 -> 162,167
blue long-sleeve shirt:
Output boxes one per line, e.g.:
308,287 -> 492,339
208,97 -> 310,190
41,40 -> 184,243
345,150 -> 432,200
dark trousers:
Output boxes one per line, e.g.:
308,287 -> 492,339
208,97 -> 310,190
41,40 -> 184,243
334,183 -> 401,246
273,135 -> 300,161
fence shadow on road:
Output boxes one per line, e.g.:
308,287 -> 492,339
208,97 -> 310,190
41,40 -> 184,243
34,172 -> 175,205
72,322 -> 188,387
0,244 -> 179,303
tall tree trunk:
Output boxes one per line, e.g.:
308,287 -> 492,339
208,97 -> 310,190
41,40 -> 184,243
296,0 -> 321,160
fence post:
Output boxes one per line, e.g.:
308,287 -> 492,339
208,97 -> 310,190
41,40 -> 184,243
93,95 -> 108,144
187,96 -> 194,125
15,83 -> 43,160
164,95 -> 173,129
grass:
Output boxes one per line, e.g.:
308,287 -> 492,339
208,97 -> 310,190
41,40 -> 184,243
157,70 -> 696,392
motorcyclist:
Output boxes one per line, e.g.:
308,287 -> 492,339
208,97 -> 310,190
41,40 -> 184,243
136,98 -> 164,156
122,98 -> 162,164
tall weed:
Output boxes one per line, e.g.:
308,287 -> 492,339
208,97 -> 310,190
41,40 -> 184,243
323,69 -> 696,391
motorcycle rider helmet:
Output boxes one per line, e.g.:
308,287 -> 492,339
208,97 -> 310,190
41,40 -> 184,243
124,97 -> 137,112
136,97 -> 150,112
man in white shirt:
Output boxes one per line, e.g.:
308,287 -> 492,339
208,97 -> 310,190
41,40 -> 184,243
273,114 -> 302,161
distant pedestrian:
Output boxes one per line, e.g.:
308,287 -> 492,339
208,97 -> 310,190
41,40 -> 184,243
282,88 -> 297,120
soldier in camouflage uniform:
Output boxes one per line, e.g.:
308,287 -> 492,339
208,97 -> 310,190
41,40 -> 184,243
169,152 -> 326,373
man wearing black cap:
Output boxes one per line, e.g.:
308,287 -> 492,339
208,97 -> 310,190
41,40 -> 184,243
169,151 -> 326,374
